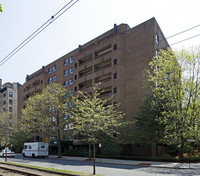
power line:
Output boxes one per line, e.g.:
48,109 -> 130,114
166,24 -> 200,40
170,33 -> 200,46
0,0 -> 79,67
0,7 -> 199,68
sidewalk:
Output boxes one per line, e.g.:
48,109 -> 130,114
49,155 -> 200,169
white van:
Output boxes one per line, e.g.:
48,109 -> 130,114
22,142 -> 48,158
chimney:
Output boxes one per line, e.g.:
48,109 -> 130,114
0,79 -> 2,88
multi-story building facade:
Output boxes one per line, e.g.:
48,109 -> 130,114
18,18 -> 169,146
0,79 -> 21,130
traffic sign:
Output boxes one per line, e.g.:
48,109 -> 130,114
187,139 -> 195,142
45,137 -> 49,143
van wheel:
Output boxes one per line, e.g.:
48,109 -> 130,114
32,153 -> 35,158
22,153 -> 26,157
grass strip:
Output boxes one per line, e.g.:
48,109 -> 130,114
0,161 -> 89,176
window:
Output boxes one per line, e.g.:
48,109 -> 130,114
3,100 -> 6,105
64,114 -> 67,120
48,77 -> 52,84
3,93 -> 6,97
69,78 -> 73,85
64,124 -> 67,131
69,56 -> 73,63
74,75 -> 77,80
53,65 -> 56,72
64,59 -> 68,66
64,103 -> 68,109
113,44 -> 117,51
114,73 -> 117,79
52,107 -> 55,112
75,63 -> 77,68
69,89 -> 73,95
113,58 -> 117,65
156,33 -> 159,44
9,99 -> 12,104
64,70 -> 68,77
52,116 -> 56,122
69,67 -> 73,74
69,113 -> 72,119
156,49 -> 158,59
48,68 -> 52,74
9,92 -> 13,97
74,86 -> 77,91
9,107 -> 12,112
53,75 -> 56,82
114,87 -> 117,94
64,81 -> 68,87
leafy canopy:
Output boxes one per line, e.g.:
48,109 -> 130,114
146,47 -> 200,146
71,84 -> 126,144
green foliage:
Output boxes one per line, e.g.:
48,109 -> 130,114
9,130 -> 29,145
0,3 -> 2,12
101,142 -> 122,155
146,47 -> 200,157
0,112 -> 14,146
184,144 -> 194,154
20,83 -> 72,156
9,130 -> 30,152
71,83 -> 127,144
135,94 -> 163,143
161,154 -> 171,158
166,144 -> 180,156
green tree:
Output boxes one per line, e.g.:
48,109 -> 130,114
0,3 -> 2,12
10,130 -> 30,152
0,111 -> 14,161
71,84 -> 126,175
135,94 -> 163,144
21,83 -> 72,157
146,47 -> 200,158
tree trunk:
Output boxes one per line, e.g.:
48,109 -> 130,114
89,143 -> 92,159
5,140 -> 7,162
57,127 -> 61,157
179,137 -> 185,158
93,143 -> 96,175
58,140 -> 61,157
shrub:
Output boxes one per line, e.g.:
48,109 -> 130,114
101,142 -> 122,155
162,154 -> 171,158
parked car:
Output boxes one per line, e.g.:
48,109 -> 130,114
0,147 -> 15,157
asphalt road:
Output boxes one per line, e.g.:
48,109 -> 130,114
0,154 -> 200,176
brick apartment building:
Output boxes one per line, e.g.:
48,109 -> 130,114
0,79 -> 21,131
18,17 -> 169,146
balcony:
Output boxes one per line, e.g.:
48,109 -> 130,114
79,54 -> 92,66
94,58 -> 112,72
79,79 -> 92,90
94,45 -> 112,60
32,79 -> 40,86
79,66 -> 93,78
95,72 -> 112,84
99,86 -> 112,97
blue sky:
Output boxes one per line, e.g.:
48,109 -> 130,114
0,0 -> 200,85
